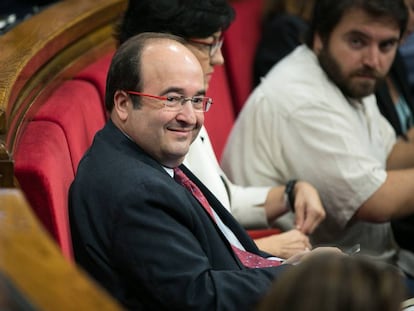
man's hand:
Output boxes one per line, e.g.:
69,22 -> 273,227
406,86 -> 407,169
254,229 -> 311,259
293,181 -> 326,234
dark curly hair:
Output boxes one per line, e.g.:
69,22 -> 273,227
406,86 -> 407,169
116,0 -> 235,45
306,0 -> 408,48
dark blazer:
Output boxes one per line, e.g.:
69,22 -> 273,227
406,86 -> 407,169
375,52 -> 414,254
375,51 -> 414,138
69,120 -> 288,311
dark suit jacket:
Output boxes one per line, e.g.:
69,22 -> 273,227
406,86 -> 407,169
69,120 -> 288,311
375,51 -> 414,138
375,52 -> 414,254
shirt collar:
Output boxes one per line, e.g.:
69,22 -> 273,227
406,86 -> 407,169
163,166 -> 174,177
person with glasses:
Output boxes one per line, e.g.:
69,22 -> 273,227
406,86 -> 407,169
124,90 -> 214,113
69,32 -> 340,311
114,0 -> 326,260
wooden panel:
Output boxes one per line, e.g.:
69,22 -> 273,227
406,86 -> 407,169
0,0 -> 128,183
0,189 -> 123,310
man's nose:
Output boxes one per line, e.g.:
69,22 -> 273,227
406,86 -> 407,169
362,45 -> 381,69
176,100 -> 198,124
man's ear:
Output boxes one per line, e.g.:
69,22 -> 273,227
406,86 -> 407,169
113,90 -> 130,121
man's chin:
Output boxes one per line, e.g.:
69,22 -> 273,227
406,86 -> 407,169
344,82 -> 377,99
162,152 -> 188,168
171,145 -> 191,159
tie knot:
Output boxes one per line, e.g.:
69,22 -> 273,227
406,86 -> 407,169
174,167 -> 214,218
173,167 -> 189,184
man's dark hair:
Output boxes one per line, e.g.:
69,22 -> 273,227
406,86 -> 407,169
105,32 -> 186,111
306,0 -> 408,48
116,0 -> 235,45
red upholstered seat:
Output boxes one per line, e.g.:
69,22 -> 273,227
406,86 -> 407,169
34,80 -> 106,172
15,121 -> 75,259
0,0 -> 127,263
205,65 -> 235,159
14,79 -> 107,260
248,228 -> 282,239
224,0 -> 264,114
76,52 -> 114,106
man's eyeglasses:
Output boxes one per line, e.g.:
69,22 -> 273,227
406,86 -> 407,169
188,38 -> 223,57
126,91 -> 213,112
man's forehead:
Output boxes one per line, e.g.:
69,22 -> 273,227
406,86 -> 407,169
141,40 -> 203,90
334,8 -> 401,39
142,40 -> 198,71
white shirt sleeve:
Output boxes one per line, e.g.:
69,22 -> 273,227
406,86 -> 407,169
184,126 -> 271,228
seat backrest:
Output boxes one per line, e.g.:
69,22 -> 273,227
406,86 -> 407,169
14,121 -> 75,258
13,79 -> 108,259
33,80 -> 107,172
224,0 -> 264,114
0,0 -> 127,259
205,65 -> 236,159
76,52 -> 115,105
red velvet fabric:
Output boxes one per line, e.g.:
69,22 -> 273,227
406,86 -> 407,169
248,228 -> 282,239
34,80 -> 106,172
76,52 -> 114,106
224,0 -> 264,114
14,121 -> 75,259
14,80 -> 106,260
205,65 -> 235,159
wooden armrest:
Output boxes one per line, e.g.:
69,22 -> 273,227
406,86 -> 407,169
0,189 -> 123,310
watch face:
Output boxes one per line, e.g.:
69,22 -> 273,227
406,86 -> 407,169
285,180 -> 297,212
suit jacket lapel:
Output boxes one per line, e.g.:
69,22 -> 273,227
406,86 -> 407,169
179,164 -> 260,254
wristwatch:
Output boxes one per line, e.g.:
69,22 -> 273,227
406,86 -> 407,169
284,179 -> 297,212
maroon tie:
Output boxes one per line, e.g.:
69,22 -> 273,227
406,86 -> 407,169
174,167 -> 281,268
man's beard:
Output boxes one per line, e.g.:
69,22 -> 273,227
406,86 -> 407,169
318,46 -> 384,99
